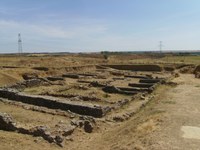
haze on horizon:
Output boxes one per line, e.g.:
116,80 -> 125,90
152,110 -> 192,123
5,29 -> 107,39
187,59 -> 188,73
0,0 -> 200,53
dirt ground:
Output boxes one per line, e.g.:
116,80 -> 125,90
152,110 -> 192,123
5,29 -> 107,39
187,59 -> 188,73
1,54 -> 200,150
2,74 -> 200,150
65,74 -> 200,150
146,74 -> 200,150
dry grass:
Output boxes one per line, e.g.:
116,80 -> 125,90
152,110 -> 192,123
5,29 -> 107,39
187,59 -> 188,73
0,102 -> 70,128
0,54 -> 195,150
0,131 -> 60,150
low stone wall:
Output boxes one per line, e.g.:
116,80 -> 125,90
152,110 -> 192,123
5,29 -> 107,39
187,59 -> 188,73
0,112 -> 75,147
139,79 -> 163,84
78,73 -> 97,77
102,86 -> 138,95
118,87 -> 150,92
124,75 -> 150,79
8,78 -> 51,90
194,65 -> 200,73
46,76 -> 64,81
163,66 -> 175,72
62,74 -> 80,79
103,64 -> 162,72
65,65 -> 96,72
128,83 -> 154,88
0,112 -> 17,131
0,88 -> 110,118
32,67 -> 49,71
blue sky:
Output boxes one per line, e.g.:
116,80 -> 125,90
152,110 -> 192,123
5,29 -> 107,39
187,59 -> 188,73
0,0 -> 200,53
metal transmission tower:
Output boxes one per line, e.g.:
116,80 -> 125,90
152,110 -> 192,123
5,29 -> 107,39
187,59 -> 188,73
18,33 -> 23,54
159,41 -> 163,53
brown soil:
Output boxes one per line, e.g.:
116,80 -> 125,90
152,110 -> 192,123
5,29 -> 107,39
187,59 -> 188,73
0,54 -> 200,150
65,74 -> 200,150
0,72 -> 19,86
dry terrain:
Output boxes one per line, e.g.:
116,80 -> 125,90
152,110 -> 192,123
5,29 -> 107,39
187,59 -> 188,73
0,53 -> 200,150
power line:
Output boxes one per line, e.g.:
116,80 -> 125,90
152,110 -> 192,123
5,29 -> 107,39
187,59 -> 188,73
18,33 -> 23,54
159,41 -> 163,53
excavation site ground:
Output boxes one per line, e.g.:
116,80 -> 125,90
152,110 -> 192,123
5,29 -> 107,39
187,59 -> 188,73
1,53 -> 200,150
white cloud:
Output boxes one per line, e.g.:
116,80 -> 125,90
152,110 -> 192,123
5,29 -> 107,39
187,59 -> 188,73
0,19 -> 107,39
1,16 -> 200,53
0,19 -> 109,52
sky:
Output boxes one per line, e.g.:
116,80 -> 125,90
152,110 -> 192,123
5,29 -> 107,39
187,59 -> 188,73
0,0 -> 200,53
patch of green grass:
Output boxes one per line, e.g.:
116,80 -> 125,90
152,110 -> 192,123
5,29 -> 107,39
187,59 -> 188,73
103,93 -> 111,98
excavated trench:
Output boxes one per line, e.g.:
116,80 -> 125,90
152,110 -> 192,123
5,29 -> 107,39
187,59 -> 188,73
0,65 -> 170,119
0,59 -> 181,149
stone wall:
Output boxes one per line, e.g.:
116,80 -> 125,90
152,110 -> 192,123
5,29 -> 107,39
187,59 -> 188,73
103,64 -> 162,72
0,88 -> 110,118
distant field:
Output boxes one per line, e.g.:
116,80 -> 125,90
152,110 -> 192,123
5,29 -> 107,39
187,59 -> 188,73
160,55 -> 200,64
0,54 -> 200,67
109,54 -> 200,65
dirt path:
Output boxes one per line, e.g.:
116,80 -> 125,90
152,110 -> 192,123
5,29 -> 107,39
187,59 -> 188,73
68,74 -> 200,150
146,74 -> 200,150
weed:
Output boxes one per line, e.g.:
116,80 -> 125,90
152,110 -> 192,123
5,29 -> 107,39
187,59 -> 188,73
103,93 -> 110,98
